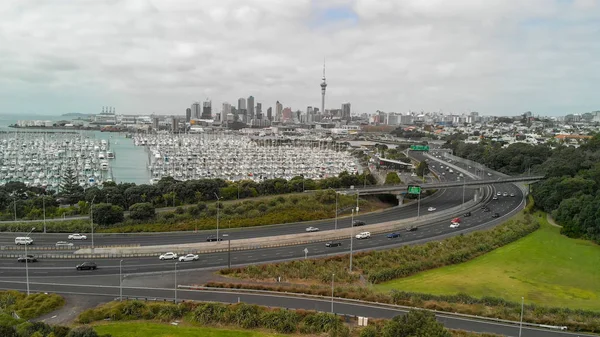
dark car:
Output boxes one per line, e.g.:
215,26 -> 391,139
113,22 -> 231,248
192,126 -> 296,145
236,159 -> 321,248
464,212 -> 471,217
17,255 -> 37,263
406,226 -> 418,232
206,236 -> 223,242
387,232 -> 401,239
353,220 -> 366,227
325,241 -> 342,247
76,262 -> 97,270
492,213 -> 500,218
483,207 -> 491,212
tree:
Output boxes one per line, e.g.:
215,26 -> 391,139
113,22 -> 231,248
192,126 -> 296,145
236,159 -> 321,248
129,202 -> 156,221
384,172 -> 402,185
416,161 -> 429,177
60,167 -> 83,205
92,203 -> 124,226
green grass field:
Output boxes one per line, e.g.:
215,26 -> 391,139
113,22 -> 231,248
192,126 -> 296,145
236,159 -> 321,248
376,213 -> 600,310
94,321 -> 286,337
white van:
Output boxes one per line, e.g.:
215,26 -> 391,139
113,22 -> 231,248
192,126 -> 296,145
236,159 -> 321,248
355,232 -> 371,240
15,237 -> 33,245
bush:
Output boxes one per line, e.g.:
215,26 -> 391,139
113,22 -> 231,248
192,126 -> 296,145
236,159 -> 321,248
92,203 -> 124,226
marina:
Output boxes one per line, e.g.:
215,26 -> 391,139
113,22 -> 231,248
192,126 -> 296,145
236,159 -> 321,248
0,132 -> 115,189
137,133 -> 359,184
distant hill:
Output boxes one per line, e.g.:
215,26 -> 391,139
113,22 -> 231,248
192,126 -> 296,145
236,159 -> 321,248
62,113 -> 92,117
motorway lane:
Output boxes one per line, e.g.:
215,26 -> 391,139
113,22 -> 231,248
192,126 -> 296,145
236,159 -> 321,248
0,184 -> 522,278
0,180 -> 476,249
0,280 -> 589,337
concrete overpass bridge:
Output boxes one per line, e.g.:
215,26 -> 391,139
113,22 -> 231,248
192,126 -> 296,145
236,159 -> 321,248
338,176 -> 545,195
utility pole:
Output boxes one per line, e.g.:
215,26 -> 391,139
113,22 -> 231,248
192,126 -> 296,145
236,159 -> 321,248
90,195 -> 96,250
331,273 -> 335,313
519,297 -> 524,337
25,227 -> 35,295
350,210 -> 354,272
214,193 -> 221,241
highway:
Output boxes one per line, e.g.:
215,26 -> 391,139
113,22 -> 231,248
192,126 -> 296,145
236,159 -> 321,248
0,176 -> 476,249
0,154 -> 548,336
0,280 -> 590,337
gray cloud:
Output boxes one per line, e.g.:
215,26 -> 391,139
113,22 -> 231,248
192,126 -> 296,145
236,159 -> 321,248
0,0 -> 599,116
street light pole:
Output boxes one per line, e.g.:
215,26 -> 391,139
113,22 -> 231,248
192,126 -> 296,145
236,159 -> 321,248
90,195 -> 96,250
334,192 -> 338,230
119,260 -> 123,301
350,210 -> 354,272
25,227 -> 35,296
13,197 -> 17,221
214,193 -> 221,241
42,195 -> 46,234
417,192 -> 421,218
462,178 -> 466,209
174,262 -> 178,303
331,273 -> 335,313
519,297 -> 524,337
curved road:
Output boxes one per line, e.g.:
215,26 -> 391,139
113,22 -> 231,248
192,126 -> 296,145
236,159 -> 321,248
0,156 -> 553,337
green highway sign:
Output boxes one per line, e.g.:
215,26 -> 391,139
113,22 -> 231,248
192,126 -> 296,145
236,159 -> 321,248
410,145 -> 430,151
407,185 -> 421,194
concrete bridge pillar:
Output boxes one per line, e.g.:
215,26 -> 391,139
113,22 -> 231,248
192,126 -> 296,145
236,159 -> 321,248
474,188 -> 482,203
396,193 -> 404,205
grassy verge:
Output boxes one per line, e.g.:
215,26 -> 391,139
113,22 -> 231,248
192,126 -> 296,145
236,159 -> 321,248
376,212 -> 600,310
94,321 -> 286,337
99,192 -> 391,233
0,290 -> 65,322
219,212 -> 539,284
0,193 -> 392,233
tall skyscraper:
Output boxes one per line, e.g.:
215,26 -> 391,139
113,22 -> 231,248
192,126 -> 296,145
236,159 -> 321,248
201,100 -> 212,119
256,102 -> 262,119
238,98 -> 246,111
222,102 -> 232,117
275,101 -> 283,121
342,103 -> 351,120
320,60 -> 327,117
185,108 -> 192,122
267,107 -> 273,121
282,107 -> 292,122
247,96 -> 255,119
191,102 -> 201,119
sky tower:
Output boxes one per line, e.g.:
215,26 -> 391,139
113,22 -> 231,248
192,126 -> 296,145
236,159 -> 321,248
320,60 -> 327,115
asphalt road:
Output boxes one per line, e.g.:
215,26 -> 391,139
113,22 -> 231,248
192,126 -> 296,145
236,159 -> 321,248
0,182 -> 522,277
0,280 -> 589,337
0,170 -> 477,249
0,155 -> 546,337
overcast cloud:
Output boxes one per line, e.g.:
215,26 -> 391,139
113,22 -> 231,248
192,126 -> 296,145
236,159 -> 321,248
1,0 -> 599,116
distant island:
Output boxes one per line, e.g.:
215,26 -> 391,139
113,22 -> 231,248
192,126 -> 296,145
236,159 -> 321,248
62,112 -> 92,117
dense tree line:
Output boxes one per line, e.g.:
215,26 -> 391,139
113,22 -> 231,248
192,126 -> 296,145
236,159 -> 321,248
445,134 -> 600,244
0,171 -> 376,222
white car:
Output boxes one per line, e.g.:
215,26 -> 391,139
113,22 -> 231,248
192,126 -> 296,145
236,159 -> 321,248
496,192 -> 502,196
427,207 -> 436,212
306,227 -> 319,232
178,254 -> 199,262
55,241 -> 74,247
355,232 -> 371,239
450,223 -> 460,228
68,233 -> 87,240
159,252 -> 178,260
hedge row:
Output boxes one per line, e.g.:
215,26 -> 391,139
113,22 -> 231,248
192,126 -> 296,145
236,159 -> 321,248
220,213 -> 540,284
78,300 -> 347,336
203,282 -> 600,333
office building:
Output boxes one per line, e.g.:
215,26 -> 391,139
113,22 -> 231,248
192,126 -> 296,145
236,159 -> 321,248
238,98 -> 246,111
191,102 -> 201,119
222,102 -> 232,119
247,96 -> 255,119
201,100 -> 212,119
267,107 -> 273,121
342,103 -> 351,120
256,102 -> 262,119
185,108 -> 191,123
276,101 -> 283,121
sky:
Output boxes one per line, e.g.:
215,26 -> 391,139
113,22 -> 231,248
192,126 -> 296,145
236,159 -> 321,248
1,0 -> 600,117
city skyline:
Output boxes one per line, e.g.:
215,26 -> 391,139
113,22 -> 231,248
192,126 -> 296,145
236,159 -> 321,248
1,0 -> 600,117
